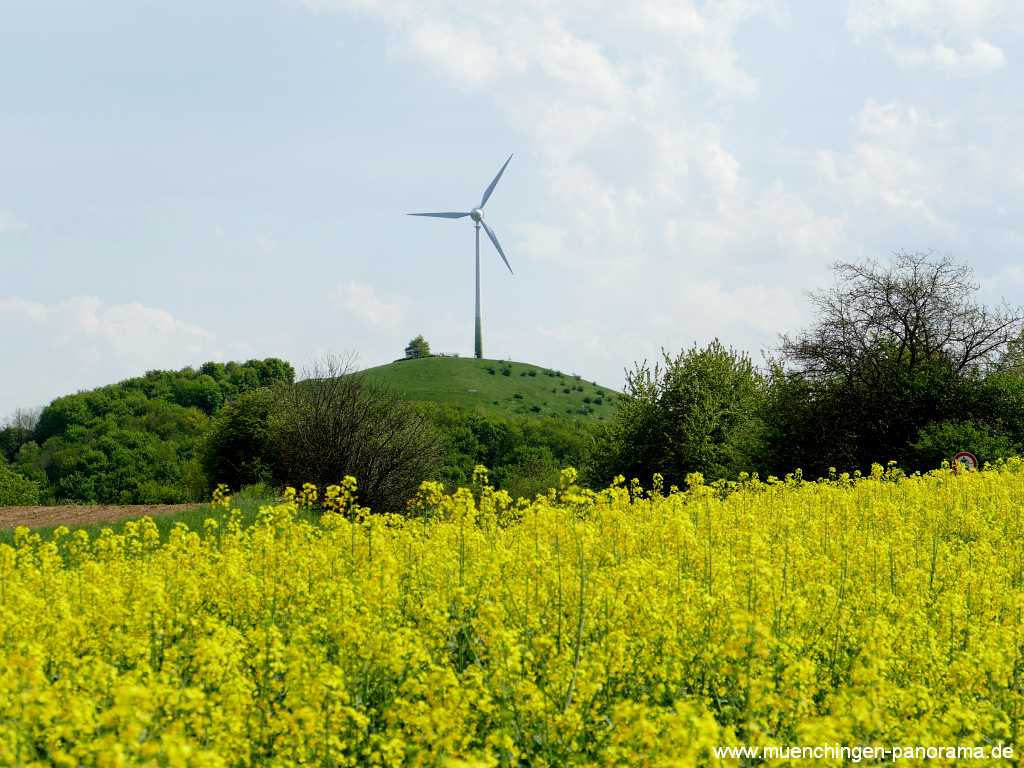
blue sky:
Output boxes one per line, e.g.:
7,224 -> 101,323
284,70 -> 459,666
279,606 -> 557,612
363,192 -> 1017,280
2,0 -> 1023,417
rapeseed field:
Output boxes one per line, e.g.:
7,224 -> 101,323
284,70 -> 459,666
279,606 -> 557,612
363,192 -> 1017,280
1,463 -> 1022,766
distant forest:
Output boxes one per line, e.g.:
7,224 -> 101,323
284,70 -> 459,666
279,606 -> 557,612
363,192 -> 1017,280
1,360 -> 295,504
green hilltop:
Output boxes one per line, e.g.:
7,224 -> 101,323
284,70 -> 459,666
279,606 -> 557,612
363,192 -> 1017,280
357,356 -> 621,423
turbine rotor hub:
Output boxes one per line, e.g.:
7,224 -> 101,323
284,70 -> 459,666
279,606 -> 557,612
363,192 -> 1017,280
470,208 -> 484,222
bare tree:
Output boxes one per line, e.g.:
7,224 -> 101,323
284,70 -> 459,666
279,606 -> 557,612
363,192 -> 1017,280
3,407 -> 42,432
781,252 -> 1024,382
1,407 -> 42,464
267,355 -> 441,512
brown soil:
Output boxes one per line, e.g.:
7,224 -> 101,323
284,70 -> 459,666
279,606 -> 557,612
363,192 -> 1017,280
0,504 -> 198,530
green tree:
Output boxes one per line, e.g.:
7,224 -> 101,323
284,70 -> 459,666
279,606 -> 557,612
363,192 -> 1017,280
1002,328 -> 1024,373
404,335 -> 431,359
171,374 -> 225,414
593,340 -> 767,487
771,253 -> 1024,474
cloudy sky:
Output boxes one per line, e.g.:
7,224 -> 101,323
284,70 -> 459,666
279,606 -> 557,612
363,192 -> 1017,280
2,0 -> 1023,418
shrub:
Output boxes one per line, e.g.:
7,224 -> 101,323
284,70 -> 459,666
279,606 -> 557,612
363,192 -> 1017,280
267,358 -> 442,513
198,388 -> 275,494
136,479 -> 186,505
233,482 -> 278,506
0,457 -> 40,506
908,420 -> 1020,468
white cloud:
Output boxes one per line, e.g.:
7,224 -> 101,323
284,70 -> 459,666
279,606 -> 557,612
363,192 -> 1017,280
0,296 -> 222,414
305,0 -> 850,368
890,38 -> 1006,74
331,280 -> 402,327
306,0 -> 767,98
811,95 -> 1024,285
848,0 -> 1014,74
299,0 -> 1023,387
816,100 -> 946,224
848,0 -> 1007,36
407,20 -> 502,86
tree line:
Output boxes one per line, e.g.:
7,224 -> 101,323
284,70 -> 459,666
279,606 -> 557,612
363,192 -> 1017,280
0,360 -> 295,505
3,251 -> 1022,510
592,252 -> 1024,488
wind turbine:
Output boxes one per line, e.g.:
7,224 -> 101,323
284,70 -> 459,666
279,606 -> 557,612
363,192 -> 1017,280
409,154 -> 514,359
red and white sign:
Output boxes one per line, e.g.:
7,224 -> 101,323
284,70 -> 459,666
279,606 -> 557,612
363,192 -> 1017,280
952,451 -> 978,472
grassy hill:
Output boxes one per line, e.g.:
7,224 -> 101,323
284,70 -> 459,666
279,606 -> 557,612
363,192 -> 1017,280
358,356 -> 621,423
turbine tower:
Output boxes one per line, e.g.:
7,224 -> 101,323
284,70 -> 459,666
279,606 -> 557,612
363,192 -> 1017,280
409,154 -> 514,359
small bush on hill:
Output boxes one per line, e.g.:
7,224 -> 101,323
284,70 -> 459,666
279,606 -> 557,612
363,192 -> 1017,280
404,335 -> 431,359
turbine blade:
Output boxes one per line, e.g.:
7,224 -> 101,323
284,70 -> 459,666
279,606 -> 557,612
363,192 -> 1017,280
482,221 -> 513,274
407,212 -> 471,219
479,154 -> 513,208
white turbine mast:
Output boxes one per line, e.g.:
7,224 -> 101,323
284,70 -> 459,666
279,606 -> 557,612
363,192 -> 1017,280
408,154 -> 514,359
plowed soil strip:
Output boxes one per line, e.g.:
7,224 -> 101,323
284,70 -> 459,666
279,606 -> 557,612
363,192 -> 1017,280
0,504 -> 198,530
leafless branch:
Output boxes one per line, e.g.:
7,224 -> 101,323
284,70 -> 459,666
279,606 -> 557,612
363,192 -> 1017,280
781,252 -> 1023,381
